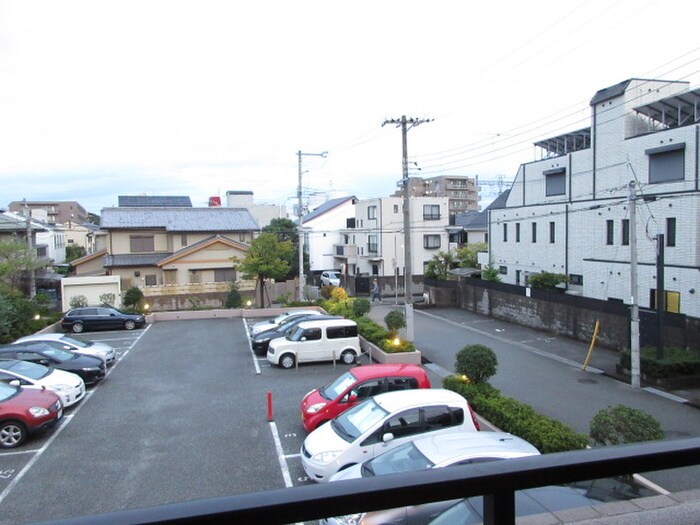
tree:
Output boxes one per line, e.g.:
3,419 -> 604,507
65,245 -> 87,262
424,251 -> 456,280
123,286 -> 144,310
456,243 -> 488,268
527,271 -> 567,290
481,264 -> 501,282
262,218 -> 307,280
0,240 -> 37,291
384,310 -> 406,337
236,233 -> 292,307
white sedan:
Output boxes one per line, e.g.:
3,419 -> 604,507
15,333 -> 117,365
249,310 -> 323,336
0,359 -> 85,408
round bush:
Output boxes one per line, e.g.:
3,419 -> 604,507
352,298 -> 371,318
384,310 -> 406,334
590,405 -> 664,446
455,344 -> 498,384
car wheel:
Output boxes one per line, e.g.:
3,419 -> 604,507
0,420 -> 27,449
124,320 -> 136,330
341,350 -> 356,365
280,353 -> 296,369
71,322 -> 84,333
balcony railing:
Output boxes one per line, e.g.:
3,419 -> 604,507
45,437 -> 700,525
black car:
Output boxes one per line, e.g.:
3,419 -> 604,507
0,342 -> 106,384
251,315 -> 341,355
61,306 -> 146,333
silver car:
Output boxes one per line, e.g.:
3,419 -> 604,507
14,333 -> 117,365
324,432 -> 540,525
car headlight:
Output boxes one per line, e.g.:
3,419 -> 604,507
257,336 -> 272,343
312,450 -> 341,463
81,367 -> 100,372
29,407 -> 50,418
306,402 -> 327,414
52,384 -> 71,392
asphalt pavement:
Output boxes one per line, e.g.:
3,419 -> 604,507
365,302 -> 700,493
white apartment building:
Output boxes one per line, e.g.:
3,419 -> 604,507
301,196 -> 357,273
336,196 -> 449,278
489,78 -> 700,317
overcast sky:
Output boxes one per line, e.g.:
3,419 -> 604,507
1,0 -> 699,216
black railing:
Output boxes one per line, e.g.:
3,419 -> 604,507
44,437 -> 700,525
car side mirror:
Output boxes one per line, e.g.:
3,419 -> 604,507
382,432 -> 395,443
300,336 -> 307,342
9,379 -> 21,387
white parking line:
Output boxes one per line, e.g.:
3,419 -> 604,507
269,421 -> 294,488
243,319 -> 262,375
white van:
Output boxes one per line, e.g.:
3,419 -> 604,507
267,318 -> 360,369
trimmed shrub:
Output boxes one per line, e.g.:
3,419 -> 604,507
443,375 -> 588,453
590,405 -> 664,446
352,298 -> 371,318
225,284 -> 243,308
455,344 -> 498,384
619,347 -> 700,378
320,285 -> 335,300
355,316 -> 390,345
384,310 -> 406,335
123,286 -> 144,310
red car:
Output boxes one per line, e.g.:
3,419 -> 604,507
300,363 -> 431,432
0,382 -> 63,449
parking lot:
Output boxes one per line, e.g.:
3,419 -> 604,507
0,317 -> 443,524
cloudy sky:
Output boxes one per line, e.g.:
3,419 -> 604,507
1,0 -> 698,216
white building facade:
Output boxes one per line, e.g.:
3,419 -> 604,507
336,196 -> 449,278
489,78 -> 700,317
301,196 -> 357,273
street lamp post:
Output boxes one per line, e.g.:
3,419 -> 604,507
297,150 -> 327,301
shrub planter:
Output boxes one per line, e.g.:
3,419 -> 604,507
615,364 -> 700,391
360,336 -> 422,365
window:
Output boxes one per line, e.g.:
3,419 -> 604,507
144,274 -> 157,286
606,220 -> 614,245
352,380 -> 383,399
367,205 -> 377,220
531,222 -> 537,243
393,204 -> 399,213
367,234 -> 378,253
622,219 -> 630,246
385,409 -> 421,438
181,234 -> 187,246
302,328 -> 322,341
569,274 -> 583,286
387,377 -> 418,390
544,168 -> 566,196
549,221 -> 555,244
647,144 -> 685,184
326,325 -> 358,339
423,234 -> 441,249
499,266 -> 507,275
130,235 -> 154,252
214,268 -> 236,282
515,223 -> 520,243
423,204 -> 440,220
666,217 -> 676,247
503,223 -> 508,242
650,289 -> 681,314
423,406 -> 455,430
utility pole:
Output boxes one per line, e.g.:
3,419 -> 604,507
656,233 -> 665,359
23,199 -> 36,299
628,181 -> 640,388
382,115 -> 432,341
297,150 -> 327,302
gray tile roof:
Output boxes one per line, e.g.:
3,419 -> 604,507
104,253 -> 171,267
100,207 -> 260,232
118,195 -> 192,207
0,213 -> 45,232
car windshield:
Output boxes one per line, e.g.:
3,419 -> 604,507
320,371 -> 358,400
4,360 -> 50,380
361,441 -> 434,477
60,336 -> 91,348
37,346 -> 75,362
0,382 -> 20,402
331,398 -> 388,443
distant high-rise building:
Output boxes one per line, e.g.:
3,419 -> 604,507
392,175 -> 478,216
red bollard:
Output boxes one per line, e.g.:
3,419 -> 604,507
267,391 -> 273,421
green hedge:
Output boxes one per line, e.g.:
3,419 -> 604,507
619,347 -> 700,378
443,375 -> 588,453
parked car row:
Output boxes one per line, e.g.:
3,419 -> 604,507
60,306 -> 146,333
0,334 -> 118,449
